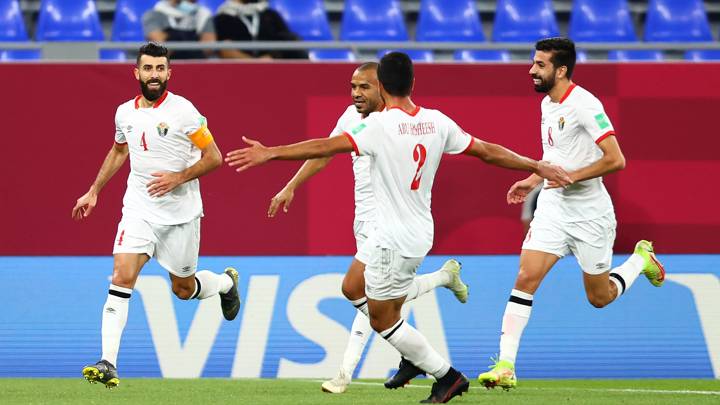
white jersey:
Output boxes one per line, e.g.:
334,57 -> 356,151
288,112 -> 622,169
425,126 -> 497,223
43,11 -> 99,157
329,105 -> 375,222
114,91 -> 207,225
343,106 -> 473,257
535,84 -> 616,222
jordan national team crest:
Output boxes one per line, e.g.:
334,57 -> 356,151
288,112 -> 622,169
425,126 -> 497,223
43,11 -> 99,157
156,122 -> 169,137
558,117 -> 565,131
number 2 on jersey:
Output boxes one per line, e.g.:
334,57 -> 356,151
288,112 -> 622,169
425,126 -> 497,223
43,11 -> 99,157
140,131 -> 148,151
411,144 -> 427,190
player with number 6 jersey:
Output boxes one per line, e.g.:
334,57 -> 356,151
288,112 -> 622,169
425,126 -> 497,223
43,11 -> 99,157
226,52 -> 572,403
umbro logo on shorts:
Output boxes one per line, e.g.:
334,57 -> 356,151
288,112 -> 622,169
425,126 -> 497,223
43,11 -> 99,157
181,266 -> 191,273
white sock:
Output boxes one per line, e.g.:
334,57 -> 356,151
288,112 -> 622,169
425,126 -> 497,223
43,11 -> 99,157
191,270 -> 234,299
404,270 -> 451,303
381,319 -> 450,379
101,284 -> 131,367
499,289 -> 533,364
349,296 -> 369,317
609,253 -> 644,298
341,310 -> 373,377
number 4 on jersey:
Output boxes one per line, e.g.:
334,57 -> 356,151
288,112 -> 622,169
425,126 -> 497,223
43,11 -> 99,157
411,144 -> 427,190
140,131 -> 148,151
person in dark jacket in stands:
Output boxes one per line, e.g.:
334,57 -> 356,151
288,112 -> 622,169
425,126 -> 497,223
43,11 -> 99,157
214,0 -> 308,59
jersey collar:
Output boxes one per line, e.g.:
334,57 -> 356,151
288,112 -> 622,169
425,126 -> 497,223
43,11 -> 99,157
558,83 -> 577,104
134,91 -> 170,109
388,105 -> 421,116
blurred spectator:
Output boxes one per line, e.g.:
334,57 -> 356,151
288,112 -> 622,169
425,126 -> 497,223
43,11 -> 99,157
143,0 -> 216,59
214,0 -> 308,59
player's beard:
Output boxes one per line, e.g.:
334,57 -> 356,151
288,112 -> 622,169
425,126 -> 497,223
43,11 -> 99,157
533,72 -> 555,93
140,78 -> 168,101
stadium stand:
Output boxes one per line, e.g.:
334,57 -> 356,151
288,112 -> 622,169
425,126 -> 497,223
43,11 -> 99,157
5,1 -> 720,61
608,49 -> 664,61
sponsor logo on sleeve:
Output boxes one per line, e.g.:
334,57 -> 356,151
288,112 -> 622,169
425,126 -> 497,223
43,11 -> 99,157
351,122 -> 367,135
594,113 -> 610,130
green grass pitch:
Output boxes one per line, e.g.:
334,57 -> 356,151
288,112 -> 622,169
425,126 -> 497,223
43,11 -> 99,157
1,378 -> 718,404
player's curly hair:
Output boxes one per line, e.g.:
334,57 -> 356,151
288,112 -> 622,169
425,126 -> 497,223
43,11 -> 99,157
137,42 -> 170,66
535,37 -> 576,79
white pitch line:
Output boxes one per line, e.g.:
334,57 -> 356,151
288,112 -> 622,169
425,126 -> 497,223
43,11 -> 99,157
304,380 -> 720,396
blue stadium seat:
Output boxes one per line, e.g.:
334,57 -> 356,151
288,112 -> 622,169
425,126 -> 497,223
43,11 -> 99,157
197,0 -> 223,13
455,50 -> 511,62
341,0 -> 409,42
416,0 -> 484,42
36,0 -> 104,41
113,0 -> 153,42
417,0 -> 502,63
608,50 -> 664,61
645,0 -> 712,42
270,0 -> 355,61
102,0 -> 154,61
377,49 -> 433,62
0,0 -> 40,60
685,50 -> 720,61
493,0 -> 559,42
569,0 -> 636,42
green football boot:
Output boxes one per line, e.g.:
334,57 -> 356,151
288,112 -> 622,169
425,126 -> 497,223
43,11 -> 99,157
634,240 -> 665,287
441,259 -> 469,304
477,359 -> 517,391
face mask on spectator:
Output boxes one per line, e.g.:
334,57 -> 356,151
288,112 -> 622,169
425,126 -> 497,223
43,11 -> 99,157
177,0 -> 199,15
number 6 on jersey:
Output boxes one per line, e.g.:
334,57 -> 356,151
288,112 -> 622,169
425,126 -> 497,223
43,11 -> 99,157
411,143 -> 427,190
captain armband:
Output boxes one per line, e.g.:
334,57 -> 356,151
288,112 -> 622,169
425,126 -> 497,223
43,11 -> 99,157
189,126 -> 214,149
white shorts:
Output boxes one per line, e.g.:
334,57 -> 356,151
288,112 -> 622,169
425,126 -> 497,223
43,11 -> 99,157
522,213 -> 616,275
112,216 -> 200,278
356,236 -> 424,300
353,220 -> 376,251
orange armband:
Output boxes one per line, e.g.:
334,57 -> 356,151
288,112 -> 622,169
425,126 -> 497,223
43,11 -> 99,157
189,126 -> 214,149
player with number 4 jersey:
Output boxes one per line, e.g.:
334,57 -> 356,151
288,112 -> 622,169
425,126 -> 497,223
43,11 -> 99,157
227,52 -> 571,403
72,42 -> 240,390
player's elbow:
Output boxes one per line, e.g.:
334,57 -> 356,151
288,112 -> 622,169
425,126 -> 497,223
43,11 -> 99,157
611,154 -> 626,172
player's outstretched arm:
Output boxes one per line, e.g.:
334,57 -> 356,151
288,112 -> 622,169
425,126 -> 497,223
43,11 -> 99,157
72,142 -> 129,221
147,140 -> 223,197
226,135 -> 353,173
545,135 -> 625,189
268,157 -> 333,217
464,137 -> 573,187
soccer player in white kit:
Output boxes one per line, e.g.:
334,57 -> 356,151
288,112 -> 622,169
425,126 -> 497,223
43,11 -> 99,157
478,37 -> 666,390
71,43 -> 241,389
267,62 -> 469,394
227,52 -> 571,403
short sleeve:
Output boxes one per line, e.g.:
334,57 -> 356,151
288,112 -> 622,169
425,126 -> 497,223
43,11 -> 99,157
441,114 -> 473,154
328,107 -> 352,138
197,8 -> 215,34
341,116 -> 380,157
180,102 -> 214,149
577,98 -> 615,144
114,108 -> 126,144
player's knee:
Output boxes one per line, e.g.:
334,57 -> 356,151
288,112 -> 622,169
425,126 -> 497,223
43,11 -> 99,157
587,294 -> 609,308
341,276 -> 363,301
172,284 -> 195,300
515,267 -> 539,291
